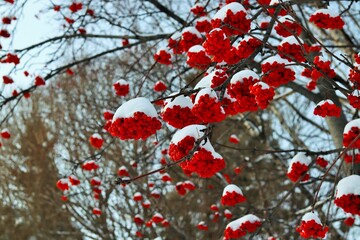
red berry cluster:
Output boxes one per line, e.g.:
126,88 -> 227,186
315,157 -> 328,168
249,82 -> 275,109
203,28 -> 231,62
236,37 -> 262,60
309,10 -> 344,29
334,194 -> 360,215
162,105 -> 199,129
224,216 -> 261,239
278,38 -> 306,62
154,49 -> 172,65
296,219 -> 328,238
180,147 -> 225,178
180,28 -> 203,52
221,191 -> 246,206
261,59 -> 295,87
211,5 -> 251,36
195,17 -> 212,33
275,16 -> 302,37
109,112 -> 162,140
192,91 -> 226,123
82,160 -> 99,171
89,134 -> 103,149
343,126 -> 360,148
113,80 -> 130,96
313,100 -> 341,117
186,45 -> 212,69
287,162 -> 310,182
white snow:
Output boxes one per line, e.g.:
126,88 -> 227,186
194,75 -> 212,90
263,55 -> 291,65
134,192 -> 142,197
170,31 -> 181,40
224,88 -> 237,102
162,173 -> 171,178
199,139 -> 223,159
230,134 -> 240,140
237,35 -> 260,46
335,175 -> 360,198
208,28 -> 227,40
153,212 -> 163,218
213,2 -> 246,21
59,178 -> 69,184
351,90 -> 360,97
176,182 -> 183,187
91,133 -> 102,139
224,209 -> 232,215
196,16 -> 211,24
103,109 -> 114,114
118,166 -> 128,171
230,70 -> 260,84
226,214 -> 261,230
1,128 -> 9,134
92,177 -> 101,182
170,125 -> 207,144
151,189 -> 161,195
280,36 -> 303,46
143,199 -> 151,205
270,0 -> 289,5
92,176 -> 101,182
312,9 -> 340,18
252,81 -> 270,89
192,3 -> 204,9
84,160 -> 96,165
1,85 -> 19,99
114,79 -> 129,85
170,125 -> 223,159
302,212 -> 322,224
183,180 -> 195,187
182,27 -> 202,38
156,47 -> 170,54
240,35 -> 255,43
122,177 -> 130,182
344,119 -> 360,134
222,184 -> 243,196
195,69 -> 228,90
278,15 -> 295,23
69,175 -> 78,181
198,221 -> 206,226
194,88 -> 218,103
188,45 -> 206,53
211,204 -> 218,210
316,99 -> 334,107
315,54 -> 330,63
134,214 -> 143,220
113,97 -> 158,119
163,94 -> 193,111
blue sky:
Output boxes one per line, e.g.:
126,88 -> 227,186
0,0 -> 56,95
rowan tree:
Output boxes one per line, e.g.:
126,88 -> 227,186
1,0 -> 360,239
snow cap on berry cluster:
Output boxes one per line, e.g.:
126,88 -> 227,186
213,2 -> 246,21
335,175 -> 360,198
113,97 -> 158,120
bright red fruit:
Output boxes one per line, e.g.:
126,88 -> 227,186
56,178 -> 70,191
89,133 -> 104,149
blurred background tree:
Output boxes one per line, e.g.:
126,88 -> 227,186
0,0 -> 360,239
